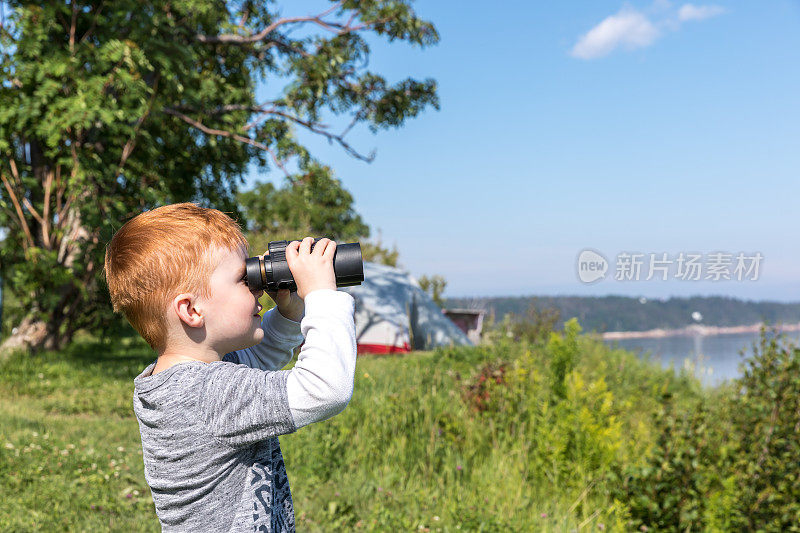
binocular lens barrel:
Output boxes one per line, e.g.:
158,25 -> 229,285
245,238 -> 364,293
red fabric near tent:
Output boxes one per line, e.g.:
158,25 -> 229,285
357,343 -> 411,354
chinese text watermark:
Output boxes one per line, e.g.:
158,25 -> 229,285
576,250 -> 763,284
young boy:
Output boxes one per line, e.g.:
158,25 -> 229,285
104,203 -> 356,532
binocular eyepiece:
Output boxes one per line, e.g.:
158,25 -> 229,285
245,238 -> 364,293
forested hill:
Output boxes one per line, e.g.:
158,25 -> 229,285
443,295 -> 800,333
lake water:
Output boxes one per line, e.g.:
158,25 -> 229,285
603,330 -> 800,387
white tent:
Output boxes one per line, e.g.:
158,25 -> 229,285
340,262 -> 472,354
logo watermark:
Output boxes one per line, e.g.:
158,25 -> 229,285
576,250 -> 763,283
576,249 -> 609,284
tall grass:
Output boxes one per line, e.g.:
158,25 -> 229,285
0,324 -> 707,532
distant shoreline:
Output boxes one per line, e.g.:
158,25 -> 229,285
602,322 -> 800,340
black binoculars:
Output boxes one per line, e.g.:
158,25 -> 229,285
244,238 -> 364,293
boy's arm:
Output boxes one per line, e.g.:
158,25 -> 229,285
226,307 -> 304,371
203,288 -> 356,447
285,288 -> 357,429
196,365 -> 296,448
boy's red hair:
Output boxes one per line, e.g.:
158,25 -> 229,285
104,203 -> 249,352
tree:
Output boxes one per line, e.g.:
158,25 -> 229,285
418,274 -> 446,308
359,231 -> 399,267
0,0 -> 438,353
238,161 -> 369,248
238,161 -> 400,266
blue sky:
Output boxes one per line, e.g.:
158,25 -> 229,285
245,1 -> 800,301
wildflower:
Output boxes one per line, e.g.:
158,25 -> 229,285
4,443 -> 13,449
456,465 -> 462,471
540,513 -> 548,518
363,373 -> 370,378
117,446 -> 125,452
433,516 -> 440,521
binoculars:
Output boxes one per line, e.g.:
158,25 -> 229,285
244,238 -> 364,293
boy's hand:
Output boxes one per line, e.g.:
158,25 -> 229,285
258,247 -> 304,323
266,288 -> 304,323
285,237 -> 337,300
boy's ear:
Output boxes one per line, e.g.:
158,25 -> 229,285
172,293 -> 205,328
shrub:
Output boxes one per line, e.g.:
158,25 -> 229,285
608,327 -> 800,532
510,300 -> 561,345
714,328 -> 800,530
608,396 -> 718,531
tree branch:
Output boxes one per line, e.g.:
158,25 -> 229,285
169,103 -> 266,116
77,1 -> 106,47
162,108 -> 290,177
0,168 -> 34,249
8,157 -> 22,188
12,158 -> 54,249
195,2 -> 350,44
339,110 -> 364,139
68,0 -> 78,54
22,196 -> 44,227
250,107 -> 375,162
54,144 -> 79,242
42,167 -> 53,247
172,100 -> 376,163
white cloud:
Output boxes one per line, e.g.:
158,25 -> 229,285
678,4 -> 726,21
571,9 -> 660,60
570,3 -> 727,60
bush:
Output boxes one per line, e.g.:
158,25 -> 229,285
608,327 -> 800,532
712,328 -> 800,531
608,396 -> 719,531
510,300 -> 561,345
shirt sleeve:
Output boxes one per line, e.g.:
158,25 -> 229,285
196,363 -> 297,449
286,289 -> 357,429
228,307 -> 304,371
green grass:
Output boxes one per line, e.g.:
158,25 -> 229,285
0,335 -> 159,532
0,329 -> 705,532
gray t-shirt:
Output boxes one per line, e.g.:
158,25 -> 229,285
133,290 -> 356,532
133,355 -> 297,532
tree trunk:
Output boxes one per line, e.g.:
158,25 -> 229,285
0,207 -> 92,359
0,314 -> 49,356
0,307 -> 75,357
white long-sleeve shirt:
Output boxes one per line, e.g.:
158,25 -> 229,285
228,288 -> 357,428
